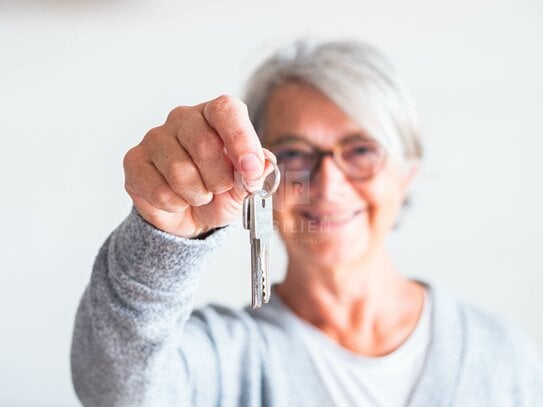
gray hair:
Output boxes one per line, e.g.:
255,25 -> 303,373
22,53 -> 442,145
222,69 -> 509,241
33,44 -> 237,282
243,39 -> 423,164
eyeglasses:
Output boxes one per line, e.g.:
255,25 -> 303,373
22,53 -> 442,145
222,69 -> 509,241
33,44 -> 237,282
267,135 -> 386,181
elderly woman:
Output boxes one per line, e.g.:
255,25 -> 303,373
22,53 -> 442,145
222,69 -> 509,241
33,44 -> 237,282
71,40 -> 542,406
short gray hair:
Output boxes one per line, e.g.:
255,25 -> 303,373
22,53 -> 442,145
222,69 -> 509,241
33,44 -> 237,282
243,39 -> 423,164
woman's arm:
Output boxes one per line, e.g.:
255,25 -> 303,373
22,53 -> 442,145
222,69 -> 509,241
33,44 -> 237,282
71,208 -> 231,406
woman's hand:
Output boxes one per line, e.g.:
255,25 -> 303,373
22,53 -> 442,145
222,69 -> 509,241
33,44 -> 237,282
123,95 -> 273,238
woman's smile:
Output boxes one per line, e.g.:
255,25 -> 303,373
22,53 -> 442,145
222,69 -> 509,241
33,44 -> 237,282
298,208 -> 366,229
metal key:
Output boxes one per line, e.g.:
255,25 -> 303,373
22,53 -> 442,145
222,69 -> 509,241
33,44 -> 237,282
243,190 -> 273,308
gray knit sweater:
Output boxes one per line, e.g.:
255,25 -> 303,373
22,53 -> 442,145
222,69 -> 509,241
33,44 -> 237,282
71,208 -> 543,406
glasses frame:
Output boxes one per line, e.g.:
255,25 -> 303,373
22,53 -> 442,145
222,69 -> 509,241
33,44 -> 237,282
266,135 -> 388,182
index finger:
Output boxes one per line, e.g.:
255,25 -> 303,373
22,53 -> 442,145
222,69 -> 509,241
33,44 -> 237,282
201,95 -> 264,181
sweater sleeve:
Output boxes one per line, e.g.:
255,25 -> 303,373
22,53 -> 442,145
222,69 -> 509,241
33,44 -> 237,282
71,207 -> 233,406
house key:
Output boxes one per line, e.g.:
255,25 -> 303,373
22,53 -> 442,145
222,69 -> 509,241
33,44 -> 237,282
242,151 -> 281,308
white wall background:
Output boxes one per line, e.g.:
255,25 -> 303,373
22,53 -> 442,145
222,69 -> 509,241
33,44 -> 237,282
1,0 -> 542,405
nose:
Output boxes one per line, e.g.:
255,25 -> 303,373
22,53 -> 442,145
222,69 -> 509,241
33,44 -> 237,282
310,155 -> 350,200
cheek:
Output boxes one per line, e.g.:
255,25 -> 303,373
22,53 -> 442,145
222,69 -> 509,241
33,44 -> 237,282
356,174 -> 404,235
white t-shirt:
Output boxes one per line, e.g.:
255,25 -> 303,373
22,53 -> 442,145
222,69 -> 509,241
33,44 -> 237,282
284,289 -> 432,407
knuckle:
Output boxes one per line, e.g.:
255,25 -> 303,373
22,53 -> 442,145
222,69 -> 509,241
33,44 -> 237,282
122,147 -> 136,171
207,94 -> 246,117
192,136 -> 220,160
226,128 -> 248,144
167,160 -> 196,188
187,191 -> 213,207
167,106 -> 192,122
151,185 -> 177,208
123,146 -> 144,176
208,177 -> 234,195
142,126 -> 165,146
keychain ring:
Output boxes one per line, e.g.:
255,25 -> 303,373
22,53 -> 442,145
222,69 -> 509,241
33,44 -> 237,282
241,149 -> 281,199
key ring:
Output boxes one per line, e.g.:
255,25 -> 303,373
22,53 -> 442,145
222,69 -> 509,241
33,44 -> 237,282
241,149 -> 281,199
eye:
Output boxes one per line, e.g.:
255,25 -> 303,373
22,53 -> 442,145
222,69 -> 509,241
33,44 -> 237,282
275,148 -> 311,161
342,144 -> 376,159
351,146 -> 371,155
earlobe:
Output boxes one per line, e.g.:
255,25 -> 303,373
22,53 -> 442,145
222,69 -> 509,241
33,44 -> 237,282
401,159 -> 419,190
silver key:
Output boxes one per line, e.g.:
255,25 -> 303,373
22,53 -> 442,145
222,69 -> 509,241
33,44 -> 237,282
243,190 -> 273,308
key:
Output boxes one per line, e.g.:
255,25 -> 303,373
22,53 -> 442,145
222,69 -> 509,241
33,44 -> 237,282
241,149 -> 280,308
243,190 -> 273,308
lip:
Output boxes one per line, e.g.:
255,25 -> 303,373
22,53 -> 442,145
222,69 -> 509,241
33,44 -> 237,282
298,208 -> 366,228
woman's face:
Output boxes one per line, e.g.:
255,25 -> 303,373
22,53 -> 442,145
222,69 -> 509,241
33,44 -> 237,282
263,82 -> 416,266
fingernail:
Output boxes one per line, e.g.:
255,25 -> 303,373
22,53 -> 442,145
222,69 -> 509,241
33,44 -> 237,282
240,153 -> 262,178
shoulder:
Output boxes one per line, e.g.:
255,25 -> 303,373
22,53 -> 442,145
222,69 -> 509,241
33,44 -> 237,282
426,282 -> 540,365
427,282 -> 543,403
452,296 -> 543,402
458,300 -> 541,366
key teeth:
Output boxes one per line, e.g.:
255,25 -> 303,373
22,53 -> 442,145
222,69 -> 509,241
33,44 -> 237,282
262,275 -> 269,303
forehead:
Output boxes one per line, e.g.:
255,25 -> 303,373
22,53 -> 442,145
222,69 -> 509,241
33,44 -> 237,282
262,82 -> 369,148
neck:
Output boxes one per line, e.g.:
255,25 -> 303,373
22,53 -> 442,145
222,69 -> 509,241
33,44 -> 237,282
275,246 -> 424,356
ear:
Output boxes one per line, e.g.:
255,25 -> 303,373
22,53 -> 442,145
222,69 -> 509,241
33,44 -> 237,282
399,159 -> 419,193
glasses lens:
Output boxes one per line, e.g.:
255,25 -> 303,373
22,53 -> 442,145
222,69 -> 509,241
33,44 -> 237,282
272,142 -> 317,174
338,138 -> 385,179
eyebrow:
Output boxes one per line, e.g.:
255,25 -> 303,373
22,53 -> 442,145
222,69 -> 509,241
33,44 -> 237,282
266,134 -> 310,146
266,133 -> 375,147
